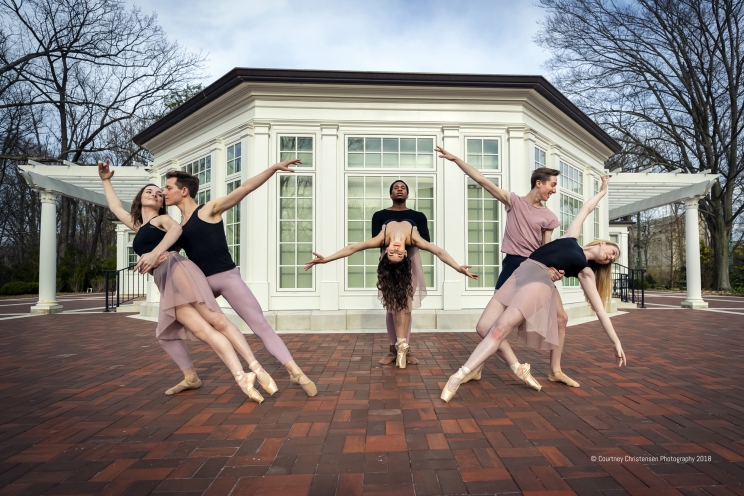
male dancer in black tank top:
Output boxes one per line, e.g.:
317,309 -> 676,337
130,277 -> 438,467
371,180 -> 430,365
160,159 -> 317,396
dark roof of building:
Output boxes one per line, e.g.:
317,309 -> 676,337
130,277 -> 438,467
133,68 -> 621,153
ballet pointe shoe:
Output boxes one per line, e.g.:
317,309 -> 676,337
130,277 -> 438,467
395,342 -> 409,369
548,370 -> 580,388
461,364 -> 482,384
289,370 -> 318,397
165,376 -> 202,395
250,362 -> 278,395
235,371 -> 264,404
517,363 -> 542,391
441,366 -> 470,403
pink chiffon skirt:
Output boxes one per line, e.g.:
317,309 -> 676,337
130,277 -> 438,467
152,252 -> 224,341
494,259 -> 558,350
378,246 -> 428,314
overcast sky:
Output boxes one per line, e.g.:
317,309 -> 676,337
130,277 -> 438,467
130,0 -> 551,85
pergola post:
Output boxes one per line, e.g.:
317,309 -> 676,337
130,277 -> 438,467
681,196 -> 708,309
30,190 -> 63,314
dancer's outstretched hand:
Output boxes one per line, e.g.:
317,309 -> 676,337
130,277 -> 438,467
600,174 -> 610,192
460,265 -> 478,279
614,343 -> 626,366
98,159 -> 114,180
272,158 -> 301,173
548,268 -> 564,282
435,146 -> 458,162
304,252 -> 325,271
134,251 -> 160,274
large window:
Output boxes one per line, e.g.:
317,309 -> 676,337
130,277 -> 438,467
346,175 -> 435,289
466,178 -> 501,288
226,180 -> 241,268
347,137 -> 434,169
535,147 -> 546,170
127,232 -> 137,267
559,161 -> 583,195
593,178 -> 600,240
280,136 -> 313,168
227,142 -> 242,175
182,155 -> 211,205
466,139 -> 499,170
278,175 -> 314,289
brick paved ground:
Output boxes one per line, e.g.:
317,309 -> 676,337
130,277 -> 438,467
1,307 -> 743,495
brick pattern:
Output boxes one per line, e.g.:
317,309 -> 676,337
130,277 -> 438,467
0,308 -> 743,495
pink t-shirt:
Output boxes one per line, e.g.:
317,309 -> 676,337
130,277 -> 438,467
501,193 -> 560,257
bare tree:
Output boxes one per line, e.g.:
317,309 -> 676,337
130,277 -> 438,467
536,0 -> 744,290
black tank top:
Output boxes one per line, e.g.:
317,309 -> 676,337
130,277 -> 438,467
382,219 -> 417,247
529,237 -> 588,278
132,219 -> 174,256
178,205 -> 236,277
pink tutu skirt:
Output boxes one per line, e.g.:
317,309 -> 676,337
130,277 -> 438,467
152,252 -> 223,341
378,246 -> 428,313
493,259 -> 558,350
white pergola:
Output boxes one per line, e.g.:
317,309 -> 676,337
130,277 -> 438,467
607,171 -> 718,309
19,162 -> 152,314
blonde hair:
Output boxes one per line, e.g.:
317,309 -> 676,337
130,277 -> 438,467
584,239 -> 620,309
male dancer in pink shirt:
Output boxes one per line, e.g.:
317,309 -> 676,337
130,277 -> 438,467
436,146 -> 579,389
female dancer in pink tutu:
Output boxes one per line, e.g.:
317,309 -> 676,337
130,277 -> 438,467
304,218 -> 477,368
99,160 -> 274,403
441,174 -> 627,402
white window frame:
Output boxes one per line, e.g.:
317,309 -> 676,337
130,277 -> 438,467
593,177 -> 600,241
464,174 -> 503,290
226,141 -> 242,177
127,232 -> 137,267
276,173 -> 316,291
345,135 -> 436,170
182,154 -> 212,205
559,162 -> 585,287
278,135 -> 316,170
344,173 -> 437,291
535,146 -> 546,170
465,137 -> 500,171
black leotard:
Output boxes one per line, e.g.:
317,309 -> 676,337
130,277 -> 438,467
529,237 -> 588,278
132,218 -> 174,256
178,205 -> 236,277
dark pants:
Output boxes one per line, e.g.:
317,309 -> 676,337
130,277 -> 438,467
495,254 -> 528,290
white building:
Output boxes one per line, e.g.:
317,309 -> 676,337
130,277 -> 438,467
21,68 -> 716,321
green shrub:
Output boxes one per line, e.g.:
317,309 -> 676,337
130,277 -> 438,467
0,281 -> 39,295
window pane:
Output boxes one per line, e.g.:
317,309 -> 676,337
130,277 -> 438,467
467,140 -> 482,154
297,199 -> 312,220
297,137 -> 313,151
348,153 -> 364,167
280,267 -> 295,288
383,138 -> 398,152
400,138 -> 416,153
382,153 -> 398,168
280,199 -> 295,219
365,153 -> 381,167
297,221 -> 312,242
365,138 -> 381,152
348,267 -> 364,287
280,151 -> 295,163
348,177 -> 364,197
297,272 -> 312,288
348,199 -> 363,220
280,175 -> 296,197
482,155 -> 498,169
280,244 -> 295,265
416,154 -> 433,168
348,137 -> 364,152
365,176 -> 381,197
280,221 -> 295,242
280,137 -> 296,151
297,244 -> 313,263
400,154 -> 416,167
483,140 -> 498,154
297,176 -> 313,197
417,138 -> 433,153
298,152 -> 313,167
468,222 -> 482,243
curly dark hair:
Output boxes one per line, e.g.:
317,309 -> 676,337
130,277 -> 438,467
130,184 -> 166,228
377,255 -> 414,313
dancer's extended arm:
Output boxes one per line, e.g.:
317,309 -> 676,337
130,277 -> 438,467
411,231 -> 478,279
436,146 -> 510,207
133,216 -> 182,274
578,267 -> 626,366
204,158 -> 302,219
562,175 -> 609,239
304,233 -> 385,270
98,160 -> 134,230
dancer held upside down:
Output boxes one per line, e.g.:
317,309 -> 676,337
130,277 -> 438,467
441,174 -> 627,402
304,219 -> 477,368
99,161 -> 273,404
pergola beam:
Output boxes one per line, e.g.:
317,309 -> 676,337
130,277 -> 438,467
608,176 -> 716,219
20,170 -> 133,210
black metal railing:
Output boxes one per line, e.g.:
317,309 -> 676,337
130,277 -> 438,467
104,265 -> 147,312
612,263 -> 646,308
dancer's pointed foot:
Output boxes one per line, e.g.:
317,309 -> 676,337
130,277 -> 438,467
379,353 -> 396,365
461,364 -> 483,383
517,363 -> 542,391
165,376 -> 202,395
395,342 -> 409,369
250,362 -> 278,395
441,366 -> 470,403
289,370 -> 318,397
548,370 -> 580,388
235,371 -> 264,404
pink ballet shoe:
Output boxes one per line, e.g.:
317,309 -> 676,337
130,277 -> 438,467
441,366 -> 470,403
249,362 -> 278,395
235,371 -> 264,404
165,376 -> 202,395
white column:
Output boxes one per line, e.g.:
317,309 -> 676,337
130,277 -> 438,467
248,123 -> 271,308
441,126 -> 463,310
681,196 -> 708,309
30,190 -> 63,314
319,125 -> 340,310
